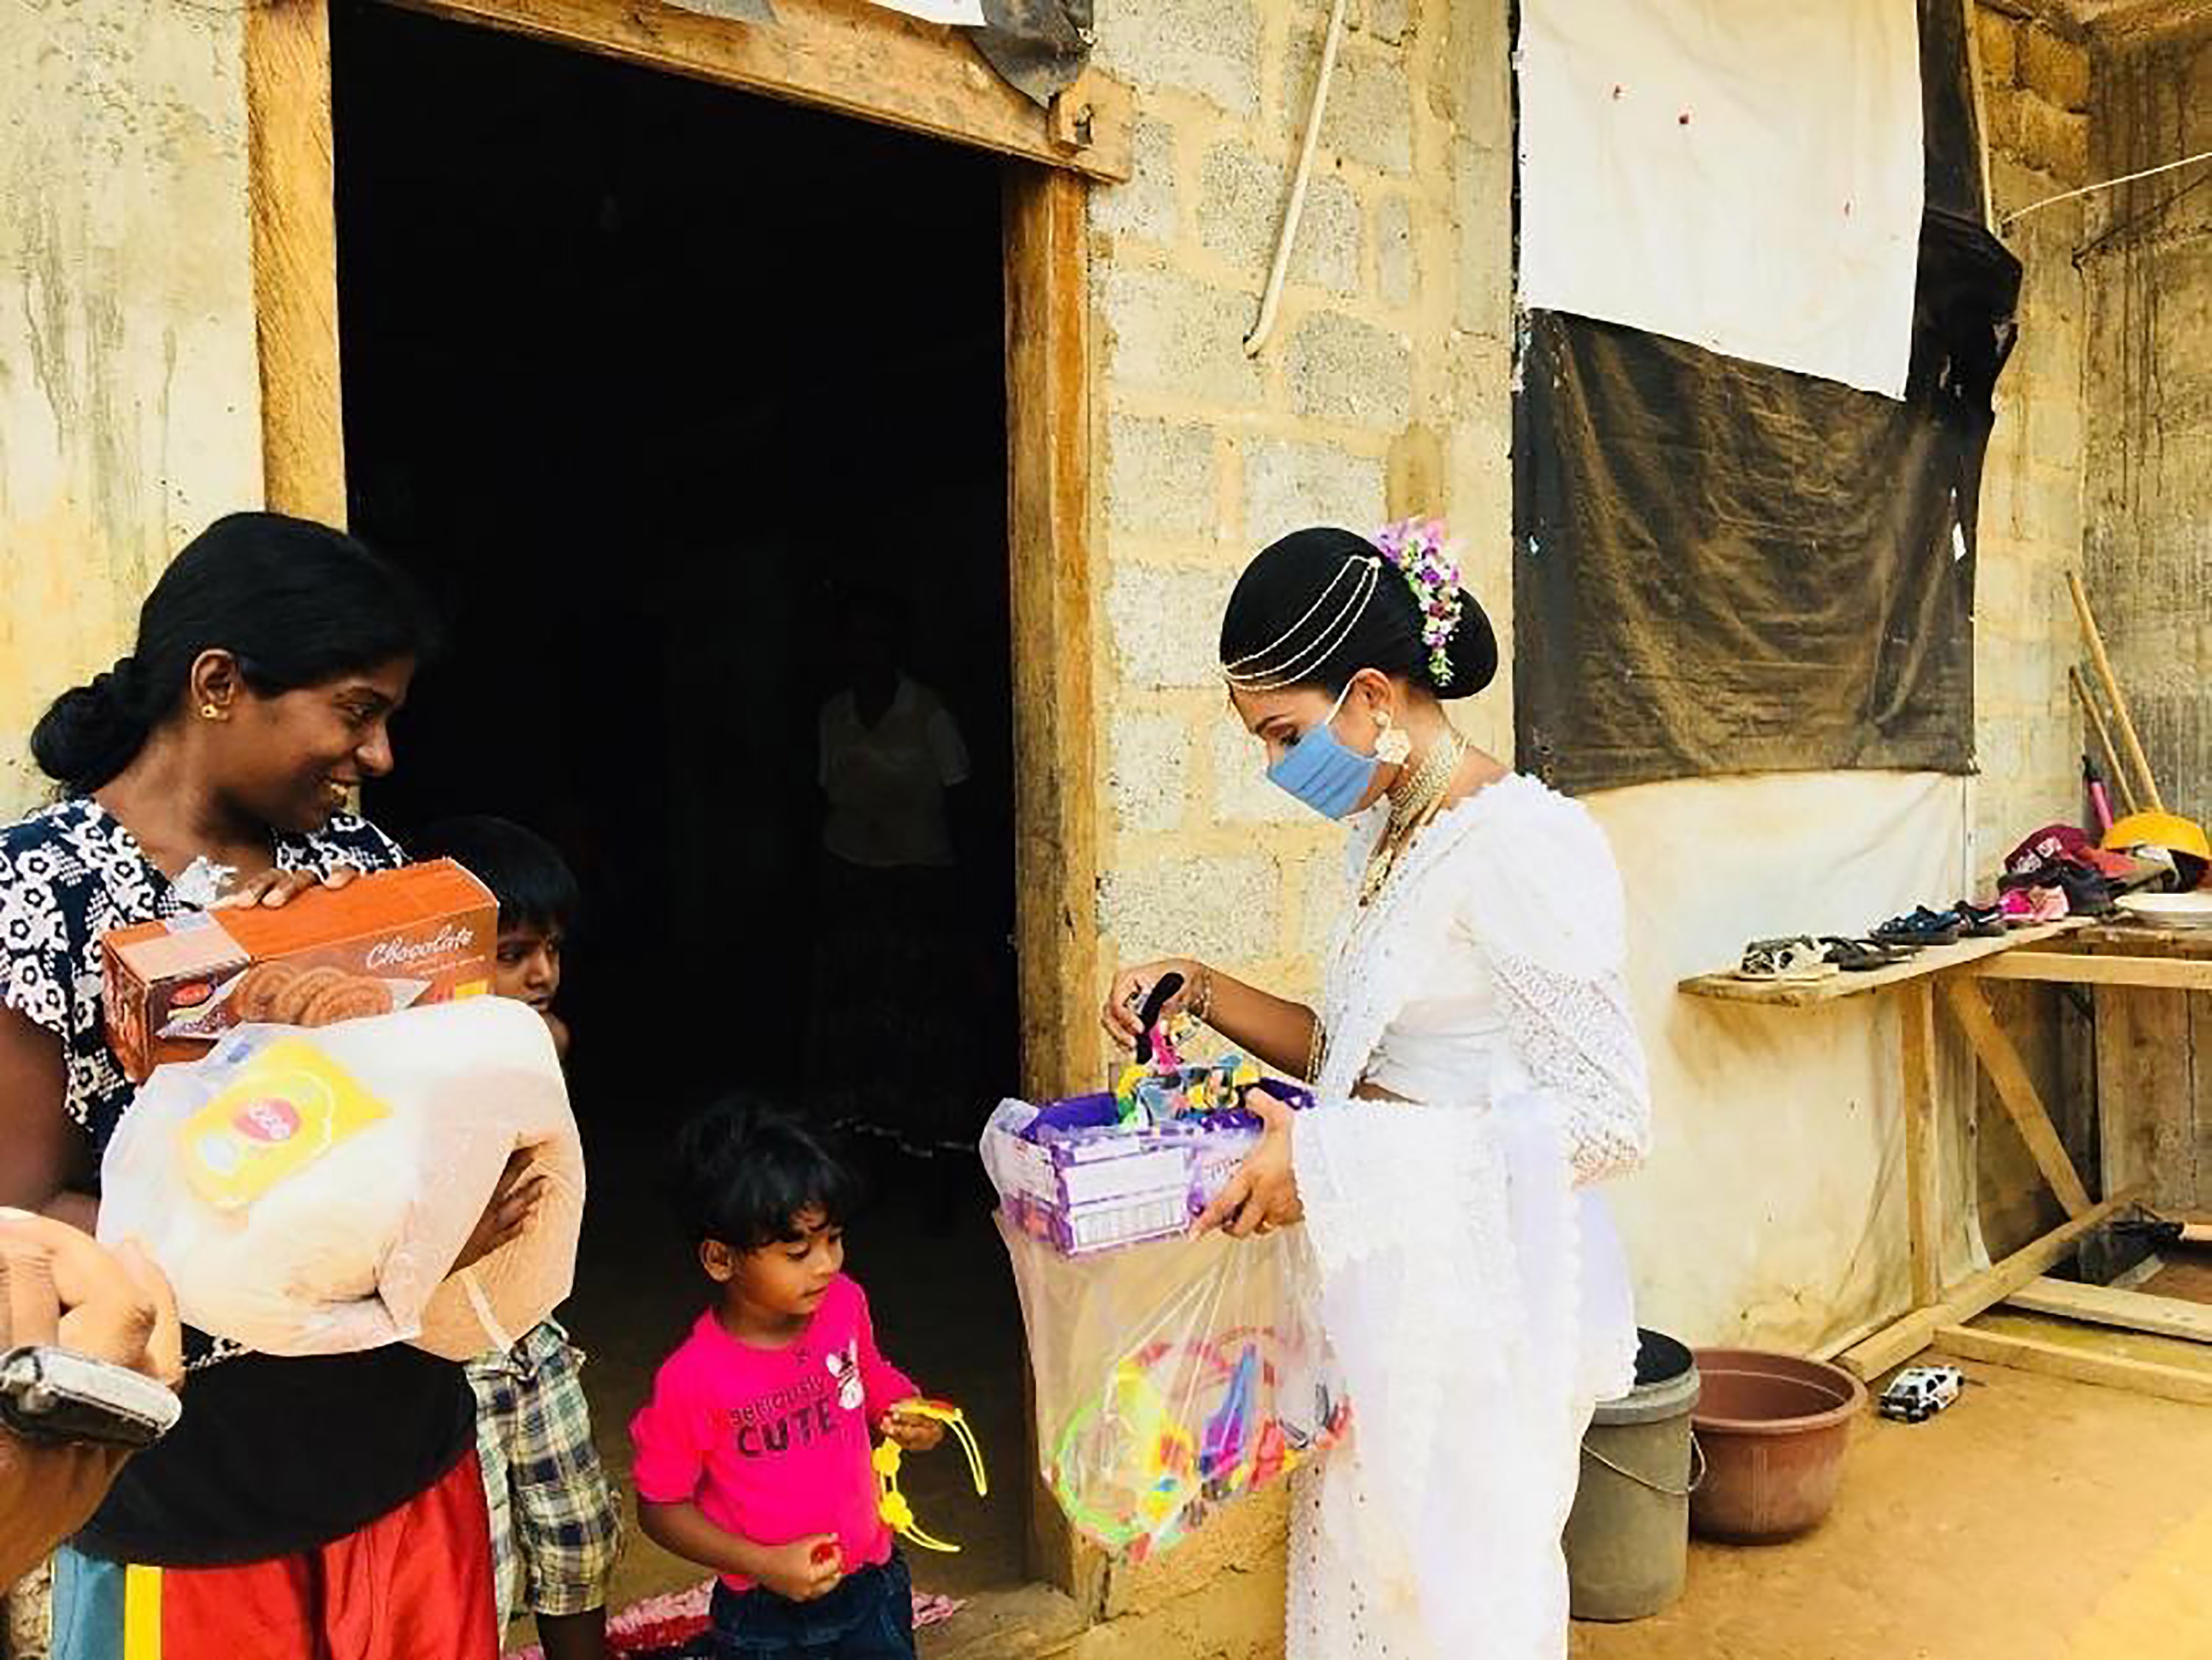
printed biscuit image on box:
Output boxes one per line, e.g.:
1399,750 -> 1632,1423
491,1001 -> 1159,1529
102,859 -> 498,1081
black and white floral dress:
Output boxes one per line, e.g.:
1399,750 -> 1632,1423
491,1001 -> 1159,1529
0,797 -> 480,1569
0,796 -> 403,1154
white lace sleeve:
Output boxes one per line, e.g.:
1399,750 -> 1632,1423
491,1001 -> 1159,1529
1471,796 -> 1652,1188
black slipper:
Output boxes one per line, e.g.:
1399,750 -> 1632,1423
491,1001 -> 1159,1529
1821,936 -> 1911,971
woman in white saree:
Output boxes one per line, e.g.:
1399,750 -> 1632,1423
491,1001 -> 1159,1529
1104,523 -> 1652,1660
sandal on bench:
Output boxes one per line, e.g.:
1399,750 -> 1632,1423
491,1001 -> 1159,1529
1871,907 -> 1964,948
1734,936 -> 1840,982
1820,936 -> 1910,972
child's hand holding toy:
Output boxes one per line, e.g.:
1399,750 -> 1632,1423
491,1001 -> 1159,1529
880,1405 -> 947,1453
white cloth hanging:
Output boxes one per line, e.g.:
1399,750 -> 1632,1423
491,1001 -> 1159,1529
1518,0 -> 1924,400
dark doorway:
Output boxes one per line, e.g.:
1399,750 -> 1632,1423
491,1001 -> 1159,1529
333,0 -> 1027,1628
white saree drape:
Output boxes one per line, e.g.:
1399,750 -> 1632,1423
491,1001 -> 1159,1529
1285,775 -> 1652,1659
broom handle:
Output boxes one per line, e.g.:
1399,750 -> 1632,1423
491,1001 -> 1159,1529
2068,571 -> 2166,814
2070,666 -> 2140,816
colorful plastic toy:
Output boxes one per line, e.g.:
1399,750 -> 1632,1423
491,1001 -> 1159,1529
874,1398 -> 988,1554
1046,1334 -> 1352,1562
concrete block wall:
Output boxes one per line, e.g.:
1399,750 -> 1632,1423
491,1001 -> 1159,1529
1970,4 -> 2095,873
1089,0 -> 1514,1036
0,0 -> 265,820
1079,0 -> 1512,1642
2082,17 -> 2212,832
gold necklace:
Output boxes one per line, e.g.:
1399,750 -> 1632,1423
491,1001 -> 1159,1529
1360,727 -> 1467,906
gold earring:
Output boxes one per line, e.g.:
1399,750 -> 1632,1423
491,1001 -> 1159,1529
1374,708 -> 1412,766
200,703 -> 223,721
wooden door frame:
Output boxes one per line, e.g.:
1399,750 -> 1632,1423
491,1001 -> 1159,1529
248,0 -> 1103,1592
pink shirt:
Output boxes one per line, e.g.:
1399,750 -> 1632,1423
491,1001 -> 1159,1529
628,1277 -> 917,1591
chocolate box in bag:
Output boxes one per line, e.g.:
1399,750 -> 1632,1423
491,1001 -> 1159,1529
102,859 -> 497,1081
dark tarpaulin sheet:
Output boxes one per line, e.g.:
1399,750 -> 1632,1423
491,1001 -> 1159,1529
1512,211 -> 2020,796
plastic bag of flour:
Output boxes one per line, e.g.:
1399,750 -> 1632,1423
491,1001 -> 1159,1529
98,997 -> 583,1360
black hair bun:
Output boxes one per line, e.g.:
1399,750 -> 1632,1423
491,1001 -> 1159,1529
29,660 -> 150,798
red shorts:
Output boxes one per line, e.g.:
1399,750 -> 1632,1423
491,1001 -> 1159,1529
55,1452 -> 498,1660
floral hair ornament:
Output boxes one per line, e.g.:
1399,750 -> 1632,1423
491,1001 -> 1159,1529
1371,517 -> 1465,688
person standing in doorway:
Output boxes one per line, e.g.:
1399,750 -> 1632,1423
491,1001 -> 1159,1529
1102,523 -> 1652,1660
807,593 -> 981,1192
0,513 -> 533,1659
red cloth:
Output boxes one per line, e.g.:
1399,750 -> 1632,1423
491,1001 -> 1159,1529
153,1451 -> 497,1659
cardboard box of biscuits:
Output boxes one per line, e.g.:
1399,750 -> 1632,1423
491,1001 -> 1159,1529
103,859 -> 498,1081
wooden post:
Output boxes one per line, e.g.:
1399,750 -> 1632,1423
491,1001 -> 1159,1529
1941,977 -> 2094,1215
1902,980 -> 1944,1308
1004,161 -> 1104,1609
246,0 -> 349,525
2068,571 -> 2165,813
1841,1188 -> 2143,1379
2072,666 -> 2140,815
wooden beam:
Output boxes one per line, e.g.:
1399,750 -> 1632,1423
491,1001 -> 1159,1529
1004,164 -> 1098,1109
1935,1324 -> 2212,1404
246,0 -> 348,524
1902,981 -> 1944,1305
1942,977 -> 2094,1214
1004,160 -> 1105,1608
2006,1276 -> 2212,1344
1841,1187 -> 2145,1379
398,0 -> 1133,181
1959,0 -> 1997,234
1678,920 -> 2084,1006
2098,983 -> 2199,1212
1970,953 -> 2212,991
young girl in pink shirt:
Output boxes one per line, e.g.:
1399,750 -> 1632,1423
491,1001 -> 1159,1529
630,1100 -> 945,1658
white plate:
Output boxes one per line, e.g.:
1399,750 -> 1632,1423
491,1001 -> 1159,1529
2115,892 -> 2212,929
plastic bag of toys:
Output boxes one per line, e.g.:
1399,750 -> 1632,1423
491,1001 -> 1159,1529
996,1212 -> 1351,1561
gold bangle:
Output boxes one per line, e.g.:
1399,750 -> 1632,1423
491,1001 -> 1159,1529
1304,1013 -> 1326,1084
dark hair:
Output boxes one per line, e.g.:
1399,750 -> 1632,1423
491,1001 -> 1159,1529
668,1095 -> 860,1252
1217,526 -> 1498,700
409,816 -> 579,934
30,512 -> 437,795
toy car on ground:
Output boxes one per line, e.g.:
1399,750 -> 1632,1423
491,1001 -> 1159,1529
1879,1365 -> 1964,1423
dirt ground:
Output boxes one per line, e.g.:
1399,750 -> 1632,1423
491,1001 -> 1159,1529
537,1163 -> 2212,1660
1573,1334 -> 2212,1660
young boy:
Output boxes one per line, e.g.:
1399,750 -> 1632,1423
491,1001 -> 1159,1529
631,1100 -> 943,1659
413,816 -> 619,1660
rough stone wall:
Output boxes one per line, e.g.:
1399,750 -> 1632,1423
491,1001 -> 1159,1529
0,0 -> 265,820
2082,15 -> 2212,832
1971,4 -> 2096,873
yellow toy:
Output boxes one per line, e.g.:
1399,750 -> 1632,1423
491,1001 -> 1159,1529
874,1398 -> 988,1554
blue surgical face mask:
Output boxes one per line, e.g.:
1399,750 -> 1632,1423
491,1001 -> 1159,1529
1265,683 -> 1379,820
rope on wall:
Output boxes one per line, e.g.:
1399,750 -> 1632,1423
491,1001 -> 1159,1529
2001,144 -> 2212,230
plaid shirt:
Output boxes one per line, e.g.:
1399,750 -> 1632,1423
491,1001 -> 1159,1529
466,1319 -> 623,1625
